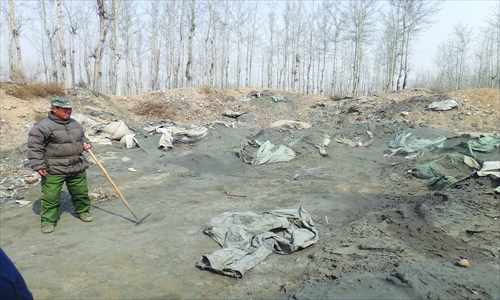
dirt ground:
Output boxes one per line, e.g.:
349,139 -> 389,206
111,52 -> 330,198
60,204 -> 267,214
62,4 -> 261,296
0,84 -> 499,299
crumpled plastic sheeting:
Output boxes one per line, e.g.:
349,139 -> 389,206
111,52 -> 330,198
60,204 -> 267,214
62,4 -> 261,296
238,140 -> 296,165
385,130 -> 446,158
426,99 -> 458,111
477,161 -> 500,193
196,206 -> 318,278
147,125 -> 208,149
120,134 -> 139,149
410,153 -> 480,189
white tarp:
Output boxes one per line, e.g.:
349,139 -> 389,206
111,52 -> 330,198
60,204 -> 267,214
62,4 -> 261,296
477,161 -> 500,193
197,206 -> 318,278
147,125 -> 208,149
427,99 -> 458,111
238,140 -> 296,165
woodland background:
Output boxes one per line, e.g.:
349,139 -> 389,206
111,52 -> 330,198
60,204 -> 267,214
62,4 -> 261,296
2,0 -> 499,97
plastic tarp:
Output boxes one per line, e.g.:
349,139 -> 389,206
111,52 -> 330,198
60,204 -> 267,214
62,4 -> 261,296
410,153 -> 480,189
145,124 -> 208,149
477,161 -> 500,193
385,130 -> 446,158
238,140 -> 296,165
196,206 -> 318,278
269,120 -> 311,130
120,134 -> 139,149
426,99 -> 458,111
467,135 -> 500,154
409,134 -> 499,190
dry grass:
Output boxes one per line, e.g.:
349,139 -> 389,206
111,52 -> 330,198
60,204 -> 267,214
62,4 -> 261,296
6,83 -> 65,99
328,94 -> 352,101
89,186 -> 116,203
198,85 -> 216,94
130,100 -> 177,121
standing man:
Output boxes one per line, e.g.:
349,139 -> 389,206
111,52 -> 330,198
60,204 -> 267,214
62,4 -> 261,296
27,97 -> 93,234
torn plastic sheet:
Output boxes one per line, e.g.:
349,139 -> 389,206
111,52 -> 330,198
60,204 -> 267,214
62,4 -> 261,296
147,124 -> 208,149
385,130 -> 446,158
238,140 -> 296,165
197,206 -> 318,277
120,134 -> 140,149
426,99 -> 458,111
477,161 -> 500,193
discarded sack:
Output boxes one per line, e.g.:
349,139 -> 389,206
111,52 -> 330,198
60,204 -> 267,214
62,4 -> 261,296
102,121 -> 133,140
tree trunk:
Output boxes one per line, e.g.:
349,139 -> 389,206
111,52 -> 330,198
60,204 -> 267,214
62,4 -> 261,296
57,0 -> 67,87
8,0 -> 24,82
93,0 -> 107,92
112,0 -> 121,95
185,0 -> 195,84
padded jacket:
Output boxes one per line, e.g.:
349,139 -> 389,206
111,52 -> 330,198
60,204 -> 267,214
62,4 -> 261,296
27,112 -> 90,176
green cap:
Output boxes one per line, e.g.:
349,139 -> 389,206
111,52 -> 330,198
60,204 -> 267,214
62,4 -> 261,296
51,97 -> 75,108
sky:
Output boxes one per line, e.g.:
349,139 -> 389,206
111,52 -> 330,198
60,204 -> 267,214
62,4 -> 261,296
412,0 -> 497,72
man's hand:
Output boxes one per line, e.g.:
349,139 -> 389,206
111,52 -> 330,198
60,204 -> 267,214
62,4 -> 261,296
37,169 -> 48,177
83,143 -> 92,152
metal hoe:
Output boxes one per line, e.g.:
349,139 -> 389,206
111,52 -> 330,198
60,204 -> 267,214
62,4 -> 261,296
87,149 -> 151,225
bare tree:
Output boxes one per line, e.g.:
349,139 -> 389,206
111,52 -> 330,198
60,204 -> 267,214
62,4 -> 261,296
185,0 -> 196,85
148,0 -> 160,91
391,0 -> 441,90
344,0 -> 378,96
121,0 -> 133,94
219,0 -> 231,89
323,0 -> 345,95
63,2 -> 79,88
92,0 -> 108,92
265,7 -> 277,88
38,0 -> 52,82
56,0 -> 67,87
202,1 -> 218,86
110,0 -> 121,95
451,22 -> 473,90
477,5 -> 500,88
8,0 -> 24,81
245,2 -> 259,87
379,4 -> 400,92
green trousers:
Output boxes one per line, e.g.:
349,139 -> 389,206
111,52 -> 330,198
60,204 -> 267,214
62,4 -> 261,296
40,172 -> 91,227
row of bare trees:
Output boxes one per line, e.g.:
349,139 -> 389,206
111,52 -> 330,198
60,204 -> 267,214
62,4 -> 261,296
2,0 -> 499,96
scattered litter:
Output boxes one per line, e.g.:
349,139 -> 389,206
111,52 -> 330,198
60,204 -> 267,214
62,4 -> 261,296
127,168 -> 137,172
98,138 -> 113,145
334,134 -> 361,147
24,176 -> 39,184
427,99 -> 458,111
222,110 -> 246,118
271,94 -> 286,102
14,200 -> 30,206
269,120 -> 311,130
